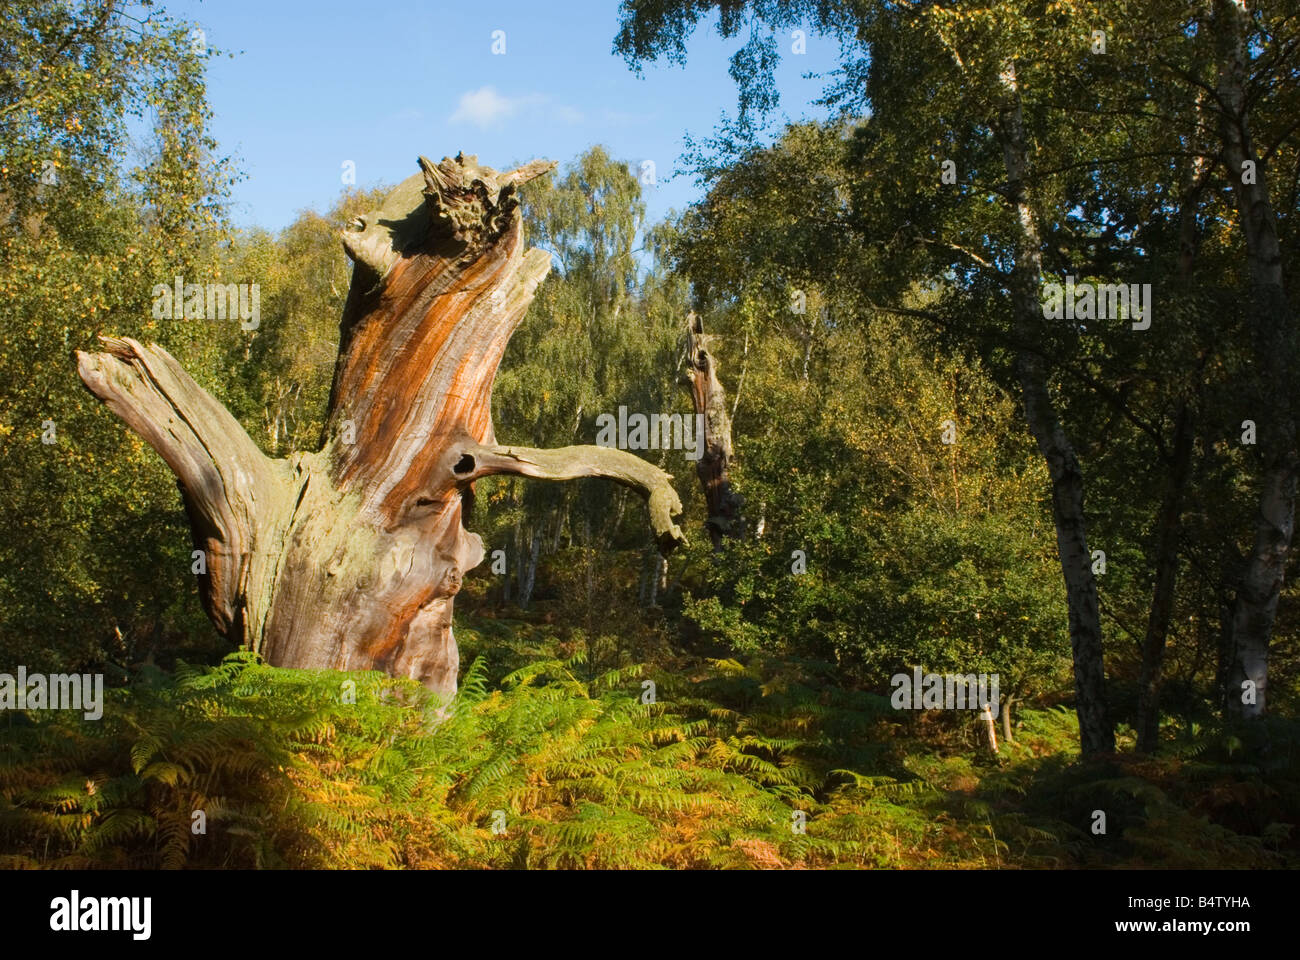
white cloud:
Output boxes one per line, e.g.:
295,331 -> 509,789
449,86 -> 543,128
449,87 -> 581,128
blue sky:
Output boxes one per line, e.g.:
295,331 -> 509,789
166,0 -> 843,234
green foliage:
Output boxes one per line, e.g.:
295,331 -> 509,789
475,145 -> 696,611
670,136 -> 1072,700
3,0 -> 1298,873
0,0 -> 240,674
223,188 -> 386,458
3,653 -> 1290,868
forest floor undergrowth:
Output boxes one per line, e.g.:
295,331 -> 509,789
1,604 -> 1295,869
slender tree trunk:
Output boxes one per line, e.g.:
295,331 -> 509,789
980,705 -> 999,756
683,312 -> 743,547
520,529 -> 541,609
1212,0 -> 1298,720
637,548 -> 651,608
611,488 -> 627,538
551,500 -> 567,552
583,514 -> 595,636
1137,404 -> 1195,751
646,555 -> 661,608
998,62 -> 1113,756
513,517 -> 526,607
1137,99 -> 1212,751
77,153 -> 685,699
1217,591 -> 1238,706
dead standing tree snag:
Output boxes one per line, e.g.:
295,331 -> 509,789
682,312 -> 742,548
77,152 -> 686,699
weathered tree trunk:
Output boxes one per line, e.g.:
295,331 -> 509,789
682,312 -> 743,548
998,62 -> 1113,756
1213,0 -> 1298,720
77,152 -> 685,700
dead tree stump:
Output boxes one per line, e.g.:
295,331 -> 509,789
77,152 -> 685,699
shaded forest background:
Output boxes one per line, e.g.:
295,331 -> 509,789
1,0 -> 1298,868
